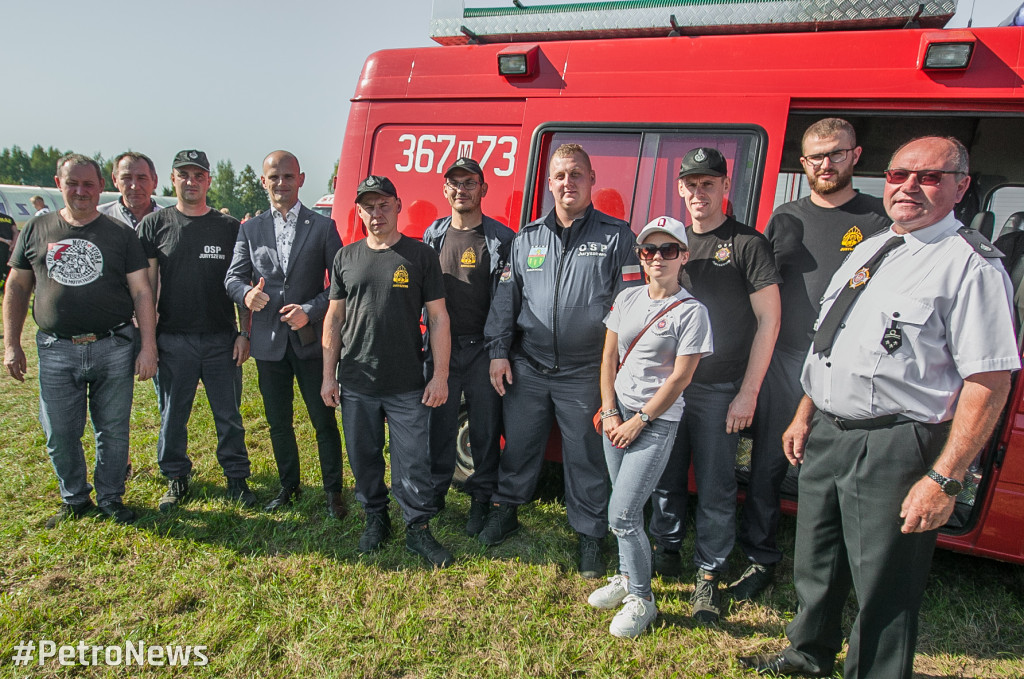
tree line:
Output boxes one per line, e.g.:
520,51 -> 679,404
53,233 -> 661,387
0,145 -> 270,218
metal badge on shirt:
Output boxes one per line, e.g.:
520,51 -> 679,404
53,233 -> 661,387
881,320 -> 903,354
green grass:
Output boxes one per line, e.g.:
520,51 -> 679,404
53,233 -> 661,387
1,317 -> 1022,678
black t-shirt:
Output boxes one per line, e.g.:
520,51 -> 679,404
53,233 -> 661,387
681,217 -> 781,384
329,235 -> 445,396
439,225 -> 491,336
9,212 -> 147,336
765,192 -> 890,351
138,207 -> 240,334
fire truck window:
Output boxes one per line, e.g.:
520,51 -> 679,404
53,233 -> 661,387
988,186 -> 1024,240
538,133 -> 642,224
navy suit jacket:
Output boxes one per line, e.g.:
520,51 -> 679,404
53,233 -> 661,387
225,206 -> 342,362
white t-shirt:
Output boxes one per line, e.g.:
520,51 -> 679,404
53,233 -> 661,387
604,285 -> 713,421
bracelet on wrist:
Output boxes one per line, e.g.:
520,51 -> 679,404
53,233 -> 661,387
600,409 -> 620,420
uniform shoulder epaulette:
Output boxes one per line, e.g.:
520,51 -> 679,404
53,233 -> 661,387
957,227 -> 1004,259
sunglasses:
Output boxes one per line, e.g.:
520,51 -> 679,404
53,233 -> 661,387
635,243 -> 682,261
884,169 -> 964,186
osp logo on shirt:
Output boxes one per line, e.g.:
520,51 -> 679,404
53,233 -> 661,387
46,239 -> 102,286
527,246 -> 548,270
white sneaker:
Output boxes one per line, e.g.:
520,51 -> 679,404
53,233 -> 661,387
609,594 -> 658,638
588,574 -> 629,609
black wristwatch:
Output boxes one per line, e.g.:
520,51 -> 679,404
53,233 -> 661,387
638,410 -> 651,424
927,469 -> 963,497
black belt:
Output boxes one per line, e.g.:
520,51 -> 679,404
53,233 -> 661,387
821,411 -> 916,431
50,322 -> 131,344
522,353 -> 559,375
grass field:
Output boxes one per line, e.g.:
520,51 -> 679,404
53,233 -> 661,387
1,317 -> 1023,678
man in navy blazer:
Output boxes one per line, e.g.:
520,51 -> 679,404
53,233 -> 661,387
225,151 -> 346,518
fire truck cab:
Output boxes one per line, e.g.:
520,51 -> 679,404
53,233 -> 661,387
330,0 -> 1024,564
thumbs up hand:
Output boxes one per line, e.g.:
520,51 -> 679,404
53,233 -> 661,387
244,277 -> 271,311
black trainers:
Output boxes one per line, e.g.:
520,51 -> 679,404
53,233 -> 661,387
45,500 -> 94,529
226,477 -> 259,508
358,512 -> 392,553
691,568 -> 722,625
99,502 -> 137,525
465,500 -> 489,536
578,534 -> 606,579
730,562 -> 776,602
159,477 -> 189,512
405,522 -> 454,568
477,502 -> 519,546
652,544 -> 681,578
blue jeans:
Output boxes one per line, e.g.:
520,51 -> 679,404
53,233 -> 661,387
604,404 -> 679,599
36,327 -> 136,506
650,380 -> 740,573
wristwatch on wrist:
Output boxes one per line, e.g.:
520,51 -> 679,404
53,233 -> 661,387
638,410 -> 650,424
926,469 -> 963,497
239,331 -> 250,340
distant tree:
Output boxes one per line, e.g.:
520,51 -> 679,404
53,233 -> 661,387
162,186 -> 175,197
208,160 -> 239,214
328,159 -> 339,193
236,164 -> 268,216
95,154 -> 115,191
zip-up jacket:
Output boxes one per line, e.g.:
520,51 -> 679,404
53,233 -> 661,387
485,204 -> 641,370
422,214 -> 515,297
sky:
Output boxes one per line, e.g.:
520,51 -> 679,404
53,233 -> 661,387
1,0 -> 1020,207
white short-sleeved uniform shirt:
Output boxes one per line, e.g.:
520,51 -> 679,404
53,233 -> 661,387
604,285 -> 713,421
802,213 -> 1020,422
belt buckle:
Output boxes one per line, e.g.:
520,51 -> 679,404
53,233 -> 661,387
71,334 -> 98,345
831,415 -> 848,431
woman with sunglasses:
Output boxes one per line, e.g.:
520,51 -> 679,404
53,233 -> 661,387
589,215 -> 713,637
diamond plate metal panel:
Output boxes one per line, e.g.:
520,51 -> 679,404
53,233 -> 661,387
430,0 -> 957,44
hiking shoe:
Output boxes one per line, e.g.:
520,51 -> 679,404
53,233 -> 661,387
691,568 -> 722,625
578,534 -> 605,579
588,574 -> 629,609
730,562 -> 776,602
45,500 -> 94,529
610,594 -> 658,638
158,477 -> 189,512
99,502 -> 137,525
226,477 -> 259,508
358,512 -> 392,553
478,502 -> 519,546
405,522 -> 454,568
465,499 -> 489,537
652,544 -> 681,578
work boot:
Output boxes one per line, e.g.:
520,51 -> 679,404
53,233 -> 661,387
652,544 -> 681,578
477,502 -> 519,546
729,562 -> 776,602
691,568 -> 722,625
45,500 -> 95,529
465,499 -> 489,537
578,534 -> 605,579
226,477 -> 259,508
405,522 -> 454,568
359,511 -> 392,553
99,502 -> 137,525
159,477 -> 190,512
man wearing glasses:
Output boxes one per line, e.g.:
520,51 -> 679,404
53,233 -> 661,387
733,119 -> 891,603
740,136 -> 1018,677
649,147 -> 781,625
422,158 -> 513,535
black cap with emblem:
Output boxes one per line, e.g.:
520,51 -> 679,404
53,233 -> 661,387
355,175 -> 398,203
172,149 -> 210,172
678,147 -> 728,179
443,157 -> 484,180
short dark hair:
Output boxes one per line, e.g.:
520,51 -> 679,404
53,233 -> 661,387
802,118 -> 857,151
113,151 -> 157,178
890,136 -> 969,175
56,153 -> 103,183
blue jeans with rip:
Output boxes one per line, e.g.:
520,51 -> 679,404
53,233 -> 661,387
36,327 -> 136,507
604,403 -> 679,600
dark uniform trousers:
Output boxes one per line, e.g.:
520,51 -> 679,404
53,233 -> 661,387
785,410 -> 950,679
427,334 -> 503,503
492,357 -> 608,539
256,343 -> 343,492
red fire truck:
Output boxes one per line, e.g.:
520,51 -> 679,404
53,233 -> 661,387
328,0 -> 1024,564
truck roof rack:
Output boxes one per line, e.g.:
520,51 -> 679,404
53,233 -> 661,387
430,0 -> 956,45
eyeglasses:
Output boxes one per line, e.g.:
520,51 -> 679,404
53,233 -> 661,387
635,243 -> 682,261
445,179 -> 480,191
801,148 -> 854,167
884,169 -> 965,186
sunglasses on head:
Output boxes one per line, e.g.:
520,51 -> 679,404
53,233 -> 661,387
635,243 -> 682,261
884,169 -> 964,186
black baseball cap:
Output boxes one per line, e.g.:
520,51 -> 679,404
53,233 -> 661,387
355,175 -> 398,202
443,157 -> 484,179
172,149 -> 211,172
678,147 -> 728,178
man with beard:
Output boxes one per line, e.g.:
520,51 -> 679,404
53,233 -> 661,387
729,118 -> 890,601
99,152 -> 162,230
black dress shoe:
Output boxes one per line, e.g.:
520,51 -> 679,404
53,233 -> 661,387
99,502 -> 137,525
264,485 -> 302,512
737,652 -> 829,677
326,491 -> 347,520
